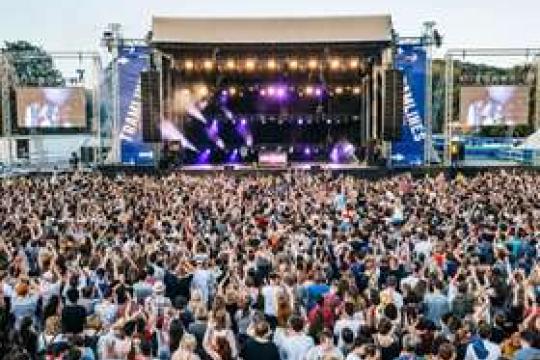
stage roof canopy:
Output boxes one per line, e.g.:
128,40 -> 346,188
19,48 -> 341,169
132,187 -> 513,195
152,15 -> 393,44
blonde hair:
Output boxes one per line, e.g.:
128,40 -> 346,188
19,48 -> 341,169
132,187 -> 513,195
45,316 -> 60,335
180,333 -> 197,352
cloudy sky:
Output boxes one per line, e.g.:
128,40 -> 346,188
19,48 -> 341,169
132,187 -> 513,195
1,0 -> 538,58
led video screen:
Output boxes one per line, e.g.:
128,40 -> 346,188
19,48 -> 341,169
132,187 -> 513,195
460,86 -> 529,127
16,87 -> 87,128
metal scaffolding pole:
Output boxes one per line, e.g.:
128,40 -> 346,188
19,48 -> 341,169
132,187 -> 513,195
443,53 -> 454,166
423,22 -> 435,165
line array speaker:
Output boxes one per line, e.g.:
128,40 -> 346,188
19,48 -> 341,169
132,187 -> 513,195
141,71 -> 162,142
383,69 -> 404,141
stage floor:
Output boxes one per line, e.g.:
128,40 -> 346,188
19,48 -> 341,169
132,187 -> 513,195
180,162 -> 371,171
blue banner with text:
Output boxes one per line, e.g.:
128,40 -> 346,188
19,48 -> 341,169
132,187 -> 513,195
118,46 -> 154,165
391,44 -> 427,166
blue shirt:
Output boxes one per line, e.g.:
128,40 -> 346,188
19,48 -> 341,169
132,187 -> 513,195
305,284 -> 330,311
513,347 -> 540,360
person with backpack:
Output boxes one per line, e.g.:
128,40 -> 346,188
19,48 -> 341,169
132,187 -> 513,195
464,324 -> 501,360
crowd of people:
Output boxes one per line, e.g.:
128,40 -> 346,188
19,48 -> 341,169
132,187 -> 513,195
0,169 -> 539,360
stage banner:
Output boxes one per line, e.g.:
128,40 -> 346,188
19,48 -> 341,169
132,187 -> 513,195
118,45 -> 154,165
391,44 -> 427,166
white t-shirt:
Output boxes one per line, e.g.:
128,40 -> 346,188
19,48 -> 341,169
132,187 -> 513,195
464,339 -> 501,360
274,331 -> 315,360
261,285 -> 277,316
306,346 -> 344,360
414,240 -> 432,259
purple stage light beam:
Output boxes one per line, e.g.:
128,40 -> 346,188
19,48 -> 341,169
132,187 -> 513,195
196,149 -> 212,164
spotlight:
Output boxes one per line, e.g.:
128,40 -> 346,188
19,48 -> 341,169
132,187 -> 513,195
184,60 -> 194,71
305,86 -> 314,96
308,59 -> 318,70
349,59 -> 359,69
276,87 -> 286,98
288,59 -> 298,70
267,86 -> 276,96
353,87 -> 361,95
326,119 -> 332,125
197,85 -> 209,97
298,118 -> 304,125
289,146 -> 294,154
330,59 -> 341,70
241,118 -> 247,126
226,59 -> 235,70
314,88 -> 323,97
335,87 -> 343,95
260,89 -> 267,97
203,60 -> 214,71
267,59 -> 277,71
228,87 -> 237,96
245,59 -> 256,71
205,148 -> 211,154
304,147 -> 311,156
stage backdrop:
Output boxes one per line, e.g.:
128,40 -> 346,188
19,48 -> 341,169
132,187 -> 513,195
117,45 -> 155,165
391,44 -> 427,166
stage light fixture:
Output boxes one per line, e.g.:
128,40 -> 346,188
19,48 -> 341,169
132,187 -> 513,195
350,59 -> 359,69
245,59 -> 256,71
353,87 -> 361,95
184,60 -> 194,71
276,87 -> 286,98
260,89 -> 267,97
289,59 -> 298,70
298,118 -> 304,125
203,60 -> 214,71
330,59 -> 341,70
335,87 -> 343,95
228,87 -> 237,96
305,86 -> 314,96
267,86 -> 276,96
226,59 -> 236,70
308,59 -> 318,70
314,88 -> 323,97
197,85 -> 209,97
267,59 -> 277,71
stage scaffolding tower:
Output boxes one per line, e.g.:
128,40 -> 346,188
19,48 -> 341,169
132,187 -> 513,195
0,51 -> 102,167
443,48 -> 540,165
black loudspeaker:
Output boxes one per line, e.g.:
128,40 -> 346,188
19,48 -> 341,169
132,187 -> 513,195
80,147 -> 94,163
141,71 -> 162,142
383,69 -> 404,141
16,139 -> 29,159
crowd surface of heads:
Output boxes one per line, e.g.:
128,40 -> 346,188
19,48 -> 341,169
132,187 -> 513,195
0,169 -> 539,360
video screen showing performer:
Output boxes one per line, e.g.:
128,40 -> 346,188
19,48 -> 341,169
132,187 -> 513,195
16,87 -> 86,128
460,86 -> 529,128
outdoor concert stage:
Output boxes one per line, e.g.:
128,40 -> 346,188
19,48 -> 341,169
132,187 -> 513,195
130,15 -> 404,168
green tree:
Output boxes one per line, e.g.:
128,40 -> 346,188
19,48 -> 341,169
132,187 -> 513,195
3,41 -> 64,86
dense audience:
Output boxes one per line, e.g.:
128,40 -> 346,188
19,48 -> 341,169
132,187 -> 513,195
0,169 -> 539,360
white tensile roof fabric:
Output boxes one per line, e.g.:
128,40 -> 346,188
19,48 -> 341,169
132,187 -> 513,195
152,15 -> 393,44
